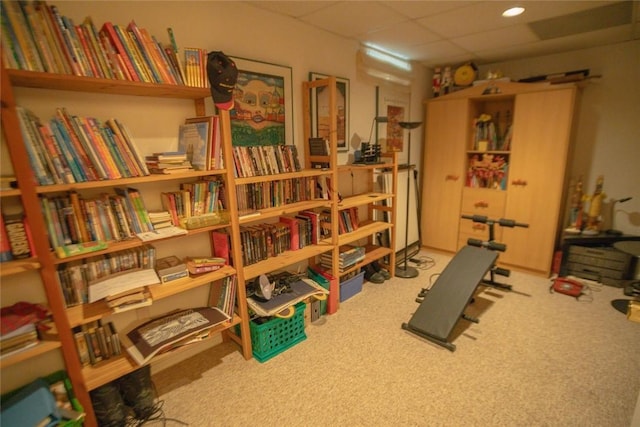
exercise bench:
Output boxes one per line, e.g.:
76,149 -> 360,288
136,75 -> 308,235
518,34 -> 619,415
401,245 -> 498,352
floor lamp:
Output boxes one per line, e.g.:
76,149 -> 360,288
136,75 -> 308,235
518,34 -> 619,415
396,121 -> 422,279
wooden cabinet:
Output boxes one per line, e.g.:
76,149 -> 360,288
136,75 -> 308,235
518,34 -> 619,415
420,82 -> 578,275
420,99 -> 466,253
1,67 -> 251,426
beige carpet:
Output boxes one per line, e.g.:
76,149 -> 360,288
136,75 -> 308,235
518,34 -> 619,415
151,250 -> 640,427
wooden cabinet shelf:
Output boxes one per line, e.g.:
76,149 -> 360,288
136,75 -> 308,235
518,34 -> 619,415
65,265 -> 237,328
0,340 -> 62,369
82,314 -> 241,391
242,243 -> 333,281
33,169 -> 227,194
0,257 -> 41,277
2,63 -> 252,426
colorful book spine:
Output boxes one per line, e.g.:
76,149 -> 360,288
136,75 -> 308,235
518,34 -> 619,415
0,215 -> 14,262
99,21 -> 140,81
3,213 -> 33,259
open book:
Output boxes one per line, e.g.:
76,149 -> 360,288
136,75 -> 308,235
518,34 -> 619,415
122,307 -> 230,365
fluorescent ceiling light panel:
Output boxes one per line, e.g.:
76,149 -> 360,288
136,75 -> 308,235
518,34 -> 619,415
363,46 -> 412,72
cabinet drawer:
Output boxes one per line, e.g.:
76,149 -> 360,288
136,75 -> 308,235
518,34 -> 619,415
568,245 -> 630,262
460,188 -> 506,217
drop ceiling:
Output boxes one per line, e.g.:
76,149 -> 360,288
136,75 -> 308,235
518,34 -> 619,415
244,1 -> 639,68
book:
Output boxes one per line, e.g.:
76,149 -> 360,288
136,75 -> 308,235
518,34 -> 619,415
155,255 -> 188,283
3,212 -> 33,259
55,240 -> 107,259
178,122 -> 209,170
123,306 -> 230,366
88,268 -> 159,303
210,230 -> 230,265
0,215 -> 14,262
99,21 -> 140,81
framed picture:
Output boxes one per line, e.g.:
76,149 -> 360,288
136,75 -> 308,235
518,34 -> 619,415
377,86 -> 410,161
229,57 -> 294,146
309,72 -> 350,152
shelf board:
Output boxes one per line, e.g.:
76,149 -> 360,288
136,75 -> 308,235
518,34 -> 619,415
338,162 -> 394,172
66,266 -> 236,327
243,243 -> 333,281
0,189 -> 21,197
0,257 -> 41,277
337,245 -> 392,277
35,169 -> 227,194
239,199 -> 331,224
233,168 -> 332,185
0,340 -> 61,368
83,314 -> 242,391
9,69 -> 210,99
52,224 -> 229,265
338,192 -> 394,210
147,265 -> 236,300
337,220 -> 393,247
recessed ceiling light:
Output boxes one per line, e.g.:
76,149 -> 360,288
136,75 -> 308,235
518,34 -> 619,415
503,6 -> 525,17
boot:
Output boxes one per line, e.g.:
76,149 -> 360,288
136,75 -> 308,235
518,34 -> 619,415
117,365 -> 158,422
364,264 -> 385,283
90,381 -> 128,427
371,261 -> 391,280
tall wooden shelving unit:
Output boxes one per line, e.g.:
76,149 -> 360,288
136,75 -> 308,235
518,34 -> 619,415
1,66 -> 252,426
303,77 -> 397,304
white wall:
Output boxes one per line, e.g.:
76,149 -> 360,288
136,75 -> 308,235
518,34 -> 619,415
58,1 -> 429,166
477,40 -> 640,235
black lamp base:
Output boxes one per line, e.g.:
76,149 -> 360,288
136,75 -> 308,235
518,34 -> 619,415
396,264 -> 419,279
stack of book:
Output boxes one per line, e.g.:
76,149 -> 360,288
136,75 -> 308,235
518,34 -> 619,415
155,255 -> 188,283
231,145 -> 302,178
1,1 -> 211,87
185,257 -> 226,275
320,245 -> 365,272
145,152 -> 193,175
0,322 -> 39,359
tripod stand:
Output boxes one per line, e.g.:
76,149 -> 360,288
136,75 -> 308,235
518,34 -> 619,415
461,214 -> 529,291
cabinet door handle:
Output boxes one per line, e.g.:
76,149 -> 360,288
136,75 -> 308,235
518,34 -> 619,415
511,179 -> 528,186
474,201 -> 488,208
445,174 -> 459,181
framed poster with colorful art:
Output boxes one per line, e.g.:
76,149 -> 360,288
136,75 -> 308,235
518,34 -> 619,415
229,57 -> 294,146
309,72 -> 350,152
377,87 -> 410,162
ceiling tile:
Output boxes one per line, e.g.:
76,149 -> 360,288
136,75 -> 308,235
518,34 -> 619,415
244,1 -> 339,18
358,21 -> 441,53
380,1 -> 476,19
298,2 -> 407,37
453,25 -> 539,52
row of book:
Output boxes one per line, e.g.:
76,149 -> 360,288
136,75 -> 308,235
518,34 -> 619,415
238,211 -> 331,266
2,1 -> 207,87
337,207 -> 359,234
210,275 -> 237,320
235,176 -> 328,213
231,145 -> 302,178
16,106 -> 149,186
160,177 -> 227,227
73,320 -> 121,366
57,245 -> 157,307
0,212 -> 36,262
40,188 -> 153,253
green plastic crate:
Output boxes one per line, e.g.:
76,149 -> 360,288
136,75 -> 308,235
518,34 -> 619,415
249,302 -> 306,362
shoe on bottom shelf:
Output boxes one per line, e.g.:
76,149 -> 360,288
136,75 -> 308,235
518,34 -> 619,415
364,264 -> 385,284
90,382 -> 128,427
371,261 -> 391,280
